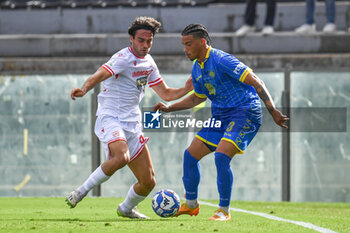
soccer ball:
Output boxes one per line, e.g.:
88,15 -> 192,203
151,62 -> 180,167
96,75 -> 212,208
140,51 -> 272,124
152,189 -> 180,217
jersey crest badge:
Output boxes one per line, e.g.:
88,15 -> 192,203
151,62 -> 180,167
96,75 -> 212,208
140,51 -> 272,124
204,83 -> 216,95
209,71 -> 215,78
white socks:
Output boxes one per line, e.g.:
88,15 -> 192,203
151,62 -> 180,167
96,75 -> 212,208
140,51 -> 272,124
77,165 -> 110,196
119,185 -> 146,212
219,206 -> 230,214
186,199 -> 199,209
76,167 -> 146,213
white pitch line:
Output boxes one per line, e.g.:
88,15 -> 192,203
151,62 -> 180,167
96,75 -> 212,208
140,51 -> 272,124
199,201 -> 337,233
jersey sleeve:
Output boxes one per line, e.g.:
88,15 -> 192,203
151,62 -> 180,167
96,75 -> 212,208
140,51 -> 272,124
217,54 -> 252,83
192,69 -> 207,99
148,57 -> 163,87
102,53 -> 127,77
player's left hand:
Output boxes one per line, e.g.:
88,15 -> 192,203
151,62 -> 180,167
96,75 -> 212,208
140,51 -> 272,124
272,110 -> 289,129
153,102 -> 171,112
185,76 -> 194,92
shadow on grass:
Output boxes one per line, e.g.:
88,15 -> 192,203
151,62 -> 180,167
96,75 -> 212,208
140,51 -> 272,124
0,217 -> 196,223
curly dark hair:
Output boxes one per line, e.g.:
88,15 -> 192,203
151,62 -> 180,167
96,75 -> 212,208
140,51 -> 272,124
181,23 -> 211,45
128,16 -> 162,37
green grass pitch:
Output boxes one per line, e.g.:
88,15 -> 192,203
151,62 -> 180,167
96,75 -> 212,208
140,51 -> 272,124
0,197 -> 349,233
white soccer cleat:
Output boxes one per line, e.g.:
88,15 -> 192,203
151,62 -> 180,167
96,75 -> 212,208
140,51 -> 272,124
117,205 -> 150,219
236,25 -> 256,36
295,24 -> 316,34
262,26 -> 274,35
322,23 -> 336,33
65,190 -> 85,208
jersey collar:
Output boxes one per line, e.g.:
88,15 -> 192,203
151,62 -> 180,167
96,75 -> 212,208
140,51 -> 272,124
197,46 -> 212,69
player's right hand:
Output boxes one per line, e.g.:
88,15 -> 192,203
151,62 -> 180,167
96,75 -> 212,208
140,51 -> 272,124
272,110 -> 289,129
153,102 -> 170,112
70,88 -> 86,100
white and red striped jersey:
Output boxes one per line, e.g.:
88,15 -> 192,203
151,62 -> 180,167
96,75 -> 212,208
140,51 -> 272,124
97,47 -> 163,122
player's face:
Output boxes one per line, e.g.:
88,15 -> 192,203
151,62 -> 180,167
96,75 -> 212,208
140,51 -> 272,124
130,29 -> 153,57
181,35 -> 205,61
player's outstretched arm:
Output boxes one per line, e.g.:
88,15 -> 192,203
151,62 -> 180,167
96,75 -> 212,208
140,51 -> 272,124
71,67 -> 111,100
244,72 -> 289,128
151,76 -> 193,102
153,93 -> 206,112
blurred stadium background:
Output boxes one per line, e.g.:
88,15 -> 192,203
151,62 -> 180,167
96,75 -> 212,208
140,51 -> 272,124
0,0 -> 349,203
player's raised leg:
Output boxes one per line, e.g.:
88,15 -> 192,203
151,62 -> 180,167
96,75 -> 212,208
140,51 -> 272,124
176,137 -> 212,217
117,145 -> 155,219
66,140 -> 129,208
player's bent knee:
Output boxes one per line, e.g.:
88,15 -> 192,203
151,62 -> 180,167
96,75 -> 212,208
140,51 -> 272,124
148,176 -> 156,190
110,152 -> 130,170
142,176 -> 156,192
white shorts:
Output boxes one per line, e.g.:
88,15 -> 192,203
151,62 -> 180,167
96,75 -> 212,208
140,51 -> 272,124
94,115 -> 149,162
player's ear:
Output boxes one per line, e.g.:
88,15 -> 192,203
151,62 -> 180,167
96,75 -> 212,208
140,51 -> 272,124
201,38 -> 207,46
130,35 -> 134,44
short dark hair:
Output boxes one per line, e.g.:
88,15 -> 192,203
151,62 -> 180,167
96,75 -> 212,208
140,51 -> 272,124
128,16 -> 161,37
181,24 -> 211,45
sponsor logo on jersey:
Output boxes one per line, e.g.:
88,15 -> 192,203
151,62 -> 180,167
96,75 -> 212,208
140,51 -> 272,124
136,76 -> 148,88
132,69 -> 153,77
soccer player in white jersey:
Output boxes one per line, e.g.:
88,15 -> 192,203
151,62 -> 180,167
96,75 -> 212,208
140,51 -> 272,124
65,16 -> 193,219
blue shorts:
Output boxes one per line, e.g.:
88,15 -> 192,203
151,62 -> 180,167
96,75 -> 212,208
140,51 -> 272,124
196,110 -> 261,154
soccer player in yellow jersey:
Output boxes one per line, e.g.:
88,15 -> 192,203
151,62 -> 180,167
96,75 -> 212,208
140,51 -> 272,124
154,24 -> 288,221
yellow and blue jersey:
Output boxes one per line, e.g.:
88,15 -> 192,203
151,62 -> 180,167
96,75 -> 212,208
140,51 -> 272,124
192,47 -> 262,153
192,46 -> 262,120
